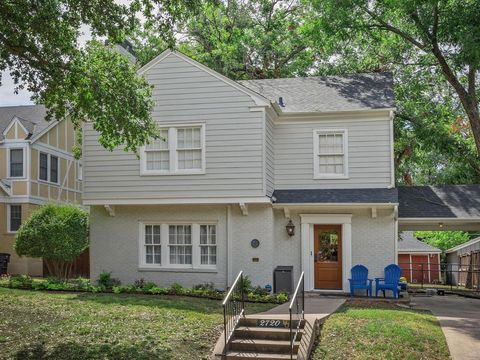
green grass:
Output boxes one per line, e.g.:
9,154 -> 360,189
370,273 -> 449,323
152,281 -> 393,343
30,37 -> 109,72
312,301 -> 450,360
0,287 -> 274,360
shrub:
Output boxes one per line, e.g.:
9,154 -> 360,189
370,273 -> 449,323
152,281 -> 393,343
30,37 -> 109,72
142,281 -> 157,291
97,271 -> 121,289
251,286 -> 270,296
9,275 -> 33,289
148,286 -> 169,295
14,204 -> 89,279
276,292 -> 289,303
239,275 -> 252,293
169,283 -> 186,295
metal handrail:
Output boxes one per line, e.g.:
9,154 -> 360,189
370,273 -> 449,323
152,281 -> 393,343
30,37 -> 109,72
222,271 -> 245,355
289,271 -> 305,360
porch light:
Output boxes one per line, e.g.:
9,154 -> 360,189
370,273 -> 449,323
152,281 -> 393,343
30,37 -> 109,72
439,222 -> 444,228
286,220 -> 295,237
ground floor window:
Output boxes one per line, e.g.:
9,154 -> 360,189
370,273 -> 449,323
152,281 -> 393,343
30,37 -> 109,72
8,205 -> 22,232
139,223 -> 217,269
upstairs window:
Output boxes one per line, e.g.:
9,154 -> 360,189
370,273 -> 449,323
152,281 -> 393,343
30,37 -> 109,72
39,152 -> 59,184
8,205 -> 22,232
141,124 -> 205,175
9,148 -> 24,178
313,130 -> 348,179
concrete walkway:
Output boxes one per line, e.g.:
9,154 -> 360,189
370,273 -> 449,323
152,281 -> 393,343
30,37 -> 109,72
256,296 -> 345,322
411,295 -> 480,360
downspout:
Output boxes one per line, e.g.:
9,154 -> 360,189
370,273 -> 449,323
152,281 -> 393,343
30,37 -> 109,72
394,205 -> 399,264
226,205 -> 232,288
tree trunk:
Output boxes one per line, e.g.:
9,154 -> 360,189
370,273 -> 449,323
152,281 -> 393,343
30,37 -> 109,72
465,103 -> 480,155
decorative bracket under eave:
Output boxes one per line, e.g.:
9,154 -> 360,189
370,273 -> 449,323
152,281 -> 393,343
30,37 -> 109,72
371,207 -> 377,218
284,207 -> 291,219
239,202 -> 248,216
104,205 -> 116,217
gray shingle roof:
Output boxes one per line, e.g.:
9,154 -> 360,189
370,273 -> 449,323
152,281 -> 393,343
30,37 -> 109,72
0,105 -> 50,141
238,73 -> 395,113
398,231 -> 442,253
446,236 -> 480,254
398,185 -> 480,219
272,188 -> 398,204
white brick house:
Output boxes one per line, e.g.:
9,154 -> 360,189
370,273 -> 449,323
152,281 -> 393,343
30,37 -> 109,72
83,50 -> 480,292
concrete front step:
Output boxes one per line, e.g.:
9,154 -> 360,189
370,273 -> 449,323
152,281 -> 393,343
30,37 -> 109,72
225,351 -> 297,360
235,326 -> 304,341
230,338 -> 300,353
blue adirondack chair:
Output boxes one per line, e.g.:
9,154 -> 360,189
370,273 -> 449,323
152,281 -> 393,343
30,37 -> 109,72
375,264 -> 402,299
348,265 -> 373,297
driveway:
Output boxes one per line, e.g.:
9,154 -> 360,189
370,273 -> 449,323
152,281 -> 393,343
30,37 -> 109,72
411,295 -> 480,360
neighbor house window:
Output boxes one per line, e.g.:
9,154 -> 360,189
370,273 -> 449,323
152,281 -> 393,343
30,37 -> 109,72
9,148 -> 24,178
169,225 -> 192,265
139,223 -> 217,269
200,225 -> 217,265
313,130 -> 348,179
141,124 -> 205,175
8,205 -> 22,232
144,225 -> 161,265
39,152 -> 59,183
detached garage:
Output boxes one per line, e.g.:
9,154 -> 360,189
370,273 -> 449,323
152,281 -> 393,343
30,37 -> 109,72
398,232 -> 442,284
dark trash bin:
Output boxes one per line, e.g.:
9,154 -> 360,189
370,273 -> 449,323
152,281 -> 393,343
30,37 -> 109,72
0,253 -> 11,275
274,266 -> 293,294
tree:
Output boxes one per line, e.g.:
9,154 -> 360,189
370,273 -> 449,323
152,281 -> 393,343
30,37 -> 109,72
135,0 -> 317,79
0,0 -> 201,153
308,0 -> 480,155
414,231 -> 472,252
14,204 -> 89,279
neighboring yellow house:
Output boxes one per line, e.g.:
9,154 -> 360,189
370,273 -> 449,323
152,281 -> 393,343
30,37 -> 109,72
0,105 -> 82,276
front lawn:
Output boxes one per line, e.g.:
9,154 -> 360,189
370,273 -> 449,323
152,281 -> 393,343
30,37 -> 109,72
313,301 -> 450,360
0,287 -> 274,360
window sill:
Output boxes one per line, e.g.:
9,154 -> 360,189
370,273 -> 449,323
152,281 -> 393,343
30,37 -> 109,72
314,175 -> 349,180
38,179 -> 60,186
140,170 -> 206,176
138,267 -> 217,273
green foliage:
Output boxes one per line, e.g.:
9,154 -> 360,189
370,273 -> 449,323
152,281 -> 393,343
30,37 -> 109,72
239,275 -> 253,293
14,204 -> 89,279
97,272 -> 121,289
8,275 -> 33,289
414,231 -> 472,252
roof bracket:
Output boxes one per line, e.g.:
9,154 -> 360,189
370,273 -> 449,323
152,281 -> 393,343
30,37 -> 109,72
104,205 -> 115,217
239,202 -> 248,216
371,207 -> 377,218
284,207 -> 291,219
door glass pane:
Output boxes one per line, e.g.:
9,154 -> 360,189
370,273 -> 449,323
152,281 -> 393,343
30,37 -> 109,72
317,230 -> 339,262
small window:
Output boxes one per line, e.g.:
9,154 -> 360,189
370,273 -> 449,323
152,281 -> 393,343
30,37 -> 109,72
314,130 -> 348,179
200,225 -> 217,265
9,149 -> 24,178
169,225 -> 192,265
177,127 -> 202,170
39,152 -> 48,181
9,205 -> 22,232
144,225 -> 161,265
141,125 -> 205,175
50,156 -> 59,183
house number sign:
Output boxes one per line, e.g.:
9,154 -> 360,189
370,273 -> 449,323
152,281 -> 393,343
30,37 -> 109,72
256,319 -> 288,328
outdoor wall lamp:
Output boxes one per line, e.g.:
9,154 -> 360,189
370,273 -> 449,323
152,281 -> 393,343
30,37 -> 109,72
286,220 -> 295,237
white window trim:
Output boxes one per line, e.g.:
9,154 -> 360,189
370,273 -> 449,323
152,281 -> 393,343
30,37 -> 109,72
38,151 -> 60,185
313,129 -> 349,180
7,204 -> 22,233
138,221 -> 217,270
7,147 -> 26,179
140,123 -> 206,176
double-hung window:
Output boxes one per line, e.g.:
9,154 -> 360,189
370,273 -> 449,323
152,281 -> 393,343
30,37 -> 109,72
313,129 -> 348,179
8,205 -> 22,232
200,225 -> 216,265
169,225 -> 192,265
141,124 -> 205,175
39,152 -> 59,183
139,223 -> 217,269
9,148 -> 24,178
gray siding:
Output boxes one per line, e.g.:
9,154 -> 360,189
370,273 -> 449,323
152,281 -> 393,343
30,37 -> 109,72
83,52 -> 265,201
274,116 -> 392,189
265,111 -> 275,196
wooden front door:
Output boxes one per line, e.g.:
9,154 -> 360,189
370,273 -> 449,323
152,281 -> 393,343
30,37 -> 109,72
314,225 -> 342,289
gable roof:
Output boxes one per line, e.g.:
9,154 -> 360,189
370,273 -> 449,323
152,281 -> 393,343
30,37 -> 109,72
446,236 -> 480,254
138,50 -> 271,107
238,73 -> 395,113
398,231 -> 442,253
272,188 -> 398,204
0,105 -> 50,141
398,185 -> 480,219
